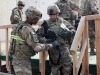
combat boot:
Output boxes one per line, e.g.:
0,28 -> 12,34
90,48 -> 96,55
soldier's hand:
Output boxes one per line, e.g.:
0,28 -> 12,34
51,40 -> 59,48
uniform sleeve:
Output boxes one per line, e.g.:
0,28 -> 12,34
89,0 -> 99,14
63,19 -> 76,34
13,9 -> 21,21
20,26 -> 53,52
63,19 -> 73,28
70,1 -> 79,10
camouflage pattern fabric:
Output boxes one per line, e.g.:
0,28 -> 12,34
47,4 -> 60,15
9,6 -> 54,75
10,21 -> 53,75
11,21 -> 53,60
17,0 -> 25,6
80,0 -> 99,52
25,6 -> 42,19
10,7 -> 24,24
12,59 -> 32,75
51,62 -> 72,75
46,17 -> 75,75
55,0 -> 79,26
80,0 -> 99,16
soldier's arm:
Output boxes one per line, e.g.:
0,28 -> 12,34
70,1 -> 79,10
63,19 -> 76,34
13,9 -> 21,21
89,0 -> 99,14
58,19 -> 76,39
20,26 -> 53,52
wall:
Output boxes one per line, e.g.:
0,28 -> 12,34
0,0 -> 80,26
0,0 -> 16,41
0,0 -> 16,25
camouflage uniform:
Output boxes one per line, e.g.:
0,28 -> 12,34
55,0 -> 79,26
80,0 -> 99,55
46,4 -> 75,75
47,17 -> 74,75
10,1 -> 25,24
9,6 -> 57,75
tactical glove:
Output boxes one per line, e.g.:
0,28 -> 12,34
51,40 -> 59,48
47,29 -> 58,41
59,29 -> 72,39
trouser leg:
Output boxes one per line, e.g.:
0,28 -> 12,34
62,63 -> 72,75
51,66 -> 58,75
12,60 -> 32,75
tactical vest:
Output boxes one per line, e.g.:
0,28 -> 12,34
9,21 -> 24,55
10,7 -> 22,24
9,21 -> 36,60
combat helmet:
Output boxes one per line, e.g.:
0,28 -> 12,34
17,0 -> 25,6
47,4 -> 60,15
25,6 -> 42,19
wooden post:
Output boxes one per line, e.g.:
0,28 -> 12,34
0,39 -> 1,54
39,52 -> 45,75
76,38 -> 88,74
82,21 -> 89,75
44,51 -> 48,60
0,39 -> 1,71
5,28 -> 10,71
70,17 -> 85,75
95,19 -> 100,74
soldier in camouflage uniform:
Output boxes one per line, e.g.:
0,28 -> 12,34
44,4 -> 75,75
55,0 -> 79,26
9,6 -> 59,75
80,0 -> 99,55
10,0 -> 25,24
55,0 -> 78,49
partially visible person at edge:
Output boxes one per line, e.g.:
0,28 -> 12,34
9,6 -> 59,75
55,0 -> 79,26
10,0 -> 25,24
37,4 -> 76,75
80,0 -> 99,55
